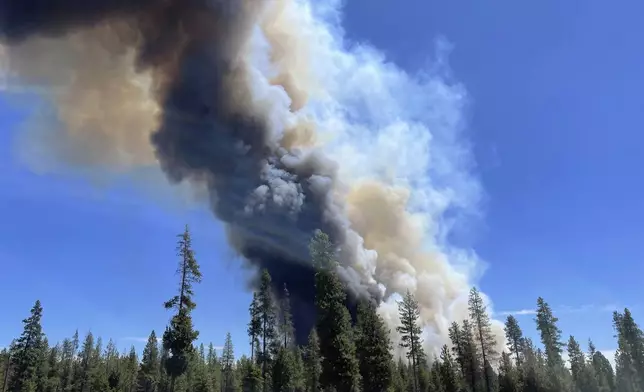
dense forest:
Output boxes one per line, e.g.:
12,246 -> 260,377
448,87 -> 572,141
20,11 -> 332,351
2,227 -> 642,392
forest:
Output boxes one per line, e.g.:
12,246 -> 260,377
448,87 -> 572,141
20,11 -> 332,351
1,227 -> 642,392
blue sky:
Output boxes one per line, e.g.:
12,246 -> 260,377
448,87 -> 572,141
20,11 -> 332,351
1,0 -> 642,360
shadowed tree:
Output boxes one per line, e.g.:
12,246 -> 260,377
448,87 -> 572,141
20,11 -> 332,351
589,340 -> 615,392
311,230 -> 360,392
355,299 -> 393,392
504,316 -> 525,368
303,329 -> 321,392
256,269 -> 278,392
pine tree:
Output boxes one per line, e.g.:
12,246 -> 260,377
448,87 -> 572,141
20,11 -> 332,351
397,291 -> 425,392
521,338 -> 544,392
163,225 -> 202,391
137,331 -> 160,392
239,356 -> 262,392
468,287 -> 498,392
76,331 -> 96,392
303,329 -> 321,392
271,347 -> 300,392
279,285 -> 295,349
104,339 -> 121,392
439,345 -> 459,392
430,359 -> 445,392
206,343 -> 222,392
1,347 -> 11,392
123,346 -> 140,392
504,316 -> 524,368
44,344 -> 60,392
88,337 -> 109,392
222,333 -> 237,392
248,294 -> 261,362
311,230 -> 360,392
191,345 -> 212,392
355,299 -> 393,392
614,311 -> 642,392
34,337 -> 49,392
390,358 -> 407,392
256,269 -> 278,392
568,335 -> 599,392
535,297 -> 567,391
497,352 -> 519,392
464,320 -> 484,392
589,340 -> 615,392
615,309 -> 644,391
58,337 -> 75,392
8,300 -> 46,392
157,348 -> 170,392
448,322 -> 467,387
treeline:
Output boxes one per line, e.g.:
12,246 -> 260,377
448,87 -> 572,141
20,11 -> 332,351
2,227 -> 643,392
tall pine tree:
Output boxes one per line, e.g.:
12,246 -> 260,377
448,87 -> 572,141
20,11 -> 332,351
468,287 -> 498,392
248,294 -> 261,363
396,291 -> 425,392
504,316 -> 524,368
311,230 -> 360,392
535,297 -> 568,391
162,225 -> 202,392
355,300 -> 393,392
256,269 -> 278,392
222,333 -> 237,392
8,300 -> 46,392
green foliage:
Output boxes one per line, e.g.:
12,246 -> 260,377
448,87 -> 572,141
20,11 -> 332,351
311,230 -> 360,392
535,297 -> 568,391
355,300 -> 393,392
162,226 -> 202,388
222,332 -> 238,392
438,345 -> 459,392
278,285 -> 295,350
271,347 -> 302,392
240,356 -> 262,392
5,225 -> 639,392
248,293 -> 262,362
504,316 -> 524,368
303,329 -> 321,392
257,269 -> 278,390
397,291 -> 424,392
468,287 -> 498,392
498,352 -> 520,392
137,331 -> 160,392
163,225 -> 203,313
8,300 -> 46,392
589,340 -> 615,392
567,335 -> 600,392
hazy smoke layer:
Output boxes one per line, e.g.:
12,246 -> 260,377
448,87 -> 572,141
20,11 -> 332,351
0,0 -> 505,354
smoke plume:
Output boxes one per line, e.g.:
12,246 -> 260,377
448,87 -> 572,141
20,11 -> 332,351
0,0 -> 505,355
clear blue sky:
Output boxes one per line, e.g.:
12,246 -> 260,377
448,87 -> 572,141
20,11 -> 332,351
1,0 -> 642,359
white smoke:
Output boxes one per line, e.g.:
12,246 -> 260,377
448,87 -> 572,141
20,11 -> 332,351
249,0 -> 506,356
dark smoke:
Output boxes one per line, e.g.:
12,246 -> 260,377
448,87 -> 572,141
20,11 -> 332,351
0,0 -> 378,344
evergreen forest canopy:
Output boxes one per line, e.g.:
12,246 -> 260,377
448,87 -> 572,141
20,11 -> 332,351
2,226 -> 642,392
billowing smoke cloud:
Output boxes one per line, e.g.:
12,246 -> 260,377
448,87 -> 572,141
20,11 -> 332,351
0,0 -> 505,355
